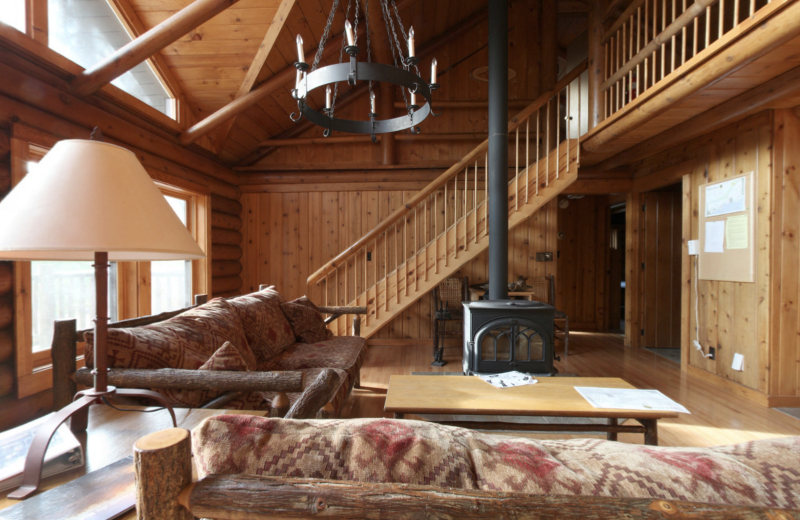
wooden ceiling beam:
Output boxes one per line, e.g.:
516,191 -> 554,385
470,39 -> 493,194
210,0 -> 296,151
71,0 -> 241,97
596,64 -> 800,170
179,24 -> 367,146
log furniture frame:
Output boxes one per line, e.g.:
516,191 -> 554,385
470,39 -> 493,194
51,289 -> 367,418
132,427 -> 800,520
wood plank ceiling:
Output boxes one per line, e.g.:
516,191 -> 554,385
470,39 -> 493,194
123,0 -> 588,165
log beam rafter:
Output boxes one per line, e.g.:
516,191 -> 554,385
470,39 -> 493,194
71,0 -> 242,97
209,0 -> 298,150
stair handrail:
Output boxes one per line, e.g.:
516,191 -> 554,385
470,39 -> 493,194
306,59 -> 588,286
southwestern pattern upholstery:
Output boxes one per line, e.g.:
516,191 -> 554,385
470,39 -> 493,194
280,296 -> 328,344
193,416 -> 800,510
85,298 -> 256,373
169,341 -> 264,408
82,288 -> 365,415
227,287 -> 295,366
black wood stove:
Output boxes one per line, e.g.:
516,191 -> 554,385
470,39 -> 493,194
462,301 -> 554,375
460,0 -> 557,376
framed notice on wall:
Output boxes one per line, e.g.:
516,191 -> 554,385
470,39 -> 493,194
698,172 -> 755,282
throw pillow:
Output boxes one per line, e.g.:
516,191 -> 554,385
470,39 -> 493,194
227,289 -> 296,368
84,298 -> 256,372
168,340 -> 255,407
280,296 -> 328,344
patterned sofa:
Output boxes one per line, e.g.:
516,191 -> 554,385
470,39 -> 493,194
81,286 -> 367,416
190,415 -> 800,512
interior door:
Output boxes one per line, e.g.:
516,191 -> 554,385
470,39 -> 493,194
639,190 -> 682,349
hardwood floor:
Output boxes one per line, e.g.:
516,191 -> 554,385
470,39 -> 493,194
342,332 -> 800,447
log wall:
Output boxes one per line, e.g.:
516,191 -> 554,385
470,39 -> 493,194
0,46 -> 242,430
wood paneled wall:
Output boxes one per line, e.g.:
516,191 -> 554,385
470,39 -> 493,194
555,195 -> 610,332
240,189 -> 557,341
629,112 -> 774,402
0,129 -> 13,402
770,108 -> 800,404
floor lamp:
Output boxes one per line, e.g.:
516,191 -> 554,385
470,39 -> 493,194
0,137 -> 205,499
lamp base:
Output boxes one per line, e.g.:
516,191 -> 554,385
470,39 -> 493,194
8,386 -> 177,500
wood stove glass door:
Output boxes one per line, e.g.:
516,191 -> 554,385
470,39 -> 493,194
475,318 -> 547,374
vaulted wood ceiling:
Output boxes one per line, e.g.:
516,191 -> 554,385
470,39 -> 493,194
120,0 -> 588,165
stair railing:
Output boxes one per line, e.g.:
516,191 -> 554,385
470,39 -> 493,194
307,60 -> 588,332
602,0 -> 772,118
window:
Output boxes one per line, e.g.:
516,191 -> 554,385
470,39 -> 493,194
151,195 -> 192,315
11,125 -> 211,399
0,0 -> 26,33
47,0 -> 175,118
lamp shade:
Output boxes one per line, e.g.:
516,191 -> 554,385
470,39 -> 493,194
0,140 -> 206,261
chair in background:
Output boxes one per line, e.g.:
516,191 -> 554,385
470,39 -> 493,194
525,275 -> 569,357
432,277 -> 468,366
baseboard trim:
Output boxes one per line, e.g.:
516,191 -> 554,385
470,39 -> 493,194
367,339 -> 435,347
687,365 -> 768,407
767,395 -> 800,408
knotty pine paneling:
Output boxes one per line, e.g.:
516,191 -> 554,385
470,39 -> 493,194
770,109 -> 800,401
555,195 -> 610,332
240,190 -> 557,340
636,113 -> 772,395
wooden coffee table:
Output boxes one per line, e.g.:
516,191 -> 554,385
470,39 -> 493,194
384,376 -> 678,445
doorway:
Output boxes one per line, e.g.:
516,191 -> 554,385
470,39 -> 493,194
607,203 -> 626,334
639,184 -> 683,360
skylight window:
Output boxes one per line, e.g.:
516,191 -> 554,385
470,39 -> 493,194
0,0 -> 26,33
47,0 -> 175,118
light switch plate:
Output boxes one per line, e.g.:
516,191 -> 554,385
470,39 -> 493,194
732,353 -> 744,371
688,240 -> 699,255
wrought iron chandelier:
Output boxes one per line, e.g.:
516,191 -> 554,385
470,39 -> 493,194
290,0 -> 439,139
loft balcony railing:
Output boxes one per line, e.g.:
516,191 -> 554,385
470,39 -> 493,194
602,0 -> 772,118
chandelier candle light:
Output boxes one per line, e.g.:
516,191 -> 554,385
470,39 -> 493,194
290,0 -> 439,138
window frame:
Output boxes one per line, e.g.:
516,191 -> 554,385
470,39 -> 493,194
11,124 -> 211,399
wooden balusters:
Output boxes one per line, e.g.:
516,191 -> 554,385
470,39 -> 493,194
545,100 -> 550,186
525,118 -> 529,204
463,168 -> 468,252
444,181 -> 449,267
385,229 -> 389,311
681,0 -> 686,65
515,126 -> 519,212
484,153 -> 488,238
474,160 -> 478,243
556,91 -> 560,179
536,110 -> 540,194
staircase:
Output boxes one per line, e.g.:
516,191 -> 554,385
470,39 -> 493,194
307,61 -> 587,339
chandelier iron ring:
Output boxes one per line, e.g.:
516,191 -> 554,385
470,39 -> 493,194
291,58 -> 437,135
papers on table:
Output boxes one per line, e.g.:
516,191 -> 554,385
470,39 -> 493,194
477,371 -> 538,388
575,387 -> 690,414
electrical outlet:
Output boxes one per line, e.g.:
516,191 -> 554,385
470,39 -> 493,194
708,346 -> 716,360
367,252 -> 372,261
732,353 -> 744,371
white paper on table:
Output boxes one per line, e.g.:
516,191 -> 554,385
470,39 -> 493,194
575,387 -> 691,414
477,371 -> 538,389
704,221 -> 725,253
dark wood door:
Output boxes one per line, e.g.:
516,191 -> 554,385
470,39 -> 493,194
639,191 -> 682,349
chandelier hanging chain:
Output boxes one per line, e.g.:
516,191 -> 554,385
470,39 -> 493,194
380,0 -> 411,116
311,0 -> 340,72
289,0 -> 437,135
330,0 -> 354,118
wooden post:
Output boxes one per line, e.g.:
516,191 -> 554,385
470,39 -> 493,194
51,319 -> 77,411
284,369 -> 339,420
270,392 -> 290,418
71,0 -> 241,96
133,428 -> 193,520
380,81 -> 396,165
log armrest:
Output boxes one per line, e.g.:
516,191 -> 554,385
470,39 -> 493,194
73,367 -> 304,393
318,306 -> 367,337
284,369 -> 339,420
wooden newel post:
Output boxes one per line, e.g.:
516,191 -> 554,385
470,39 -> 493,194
133,428 -> 193,520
